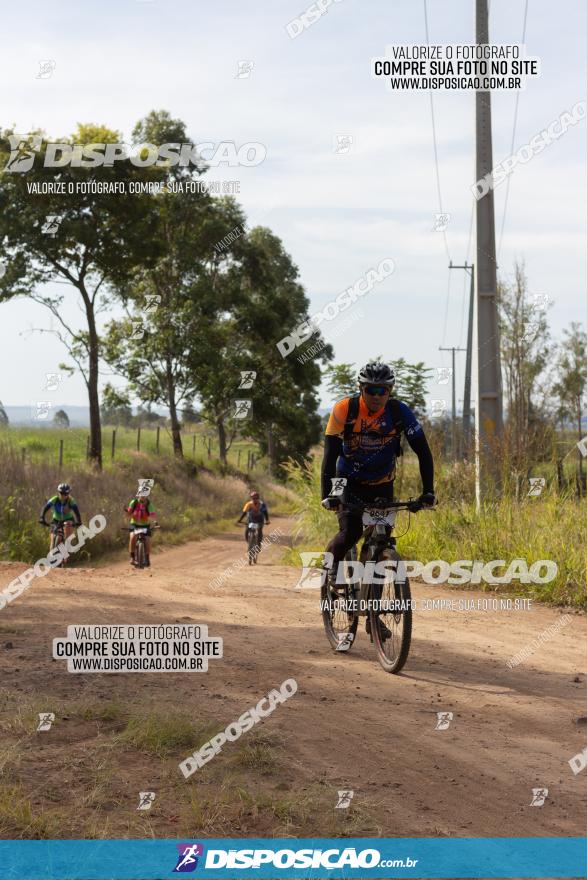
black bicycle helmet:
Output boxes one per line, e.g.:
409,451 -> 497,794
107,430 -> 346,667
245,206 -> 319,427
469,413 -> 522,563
357,362 -> 395,388
57,482 -> 70,494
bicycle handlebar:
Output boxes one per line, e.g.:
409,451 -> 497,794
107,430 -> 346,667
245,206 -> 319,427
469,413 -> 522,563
342,499 -> 426,513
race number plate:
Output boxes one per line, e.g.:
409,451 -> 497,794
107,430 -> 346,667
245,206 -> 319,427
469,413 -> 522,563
362,508 -> 396,527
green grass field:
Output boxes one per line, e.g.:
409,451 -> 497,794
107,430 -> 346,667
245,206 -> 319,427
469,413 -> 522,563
0,425 -> 260,472
283,453 -> 587,608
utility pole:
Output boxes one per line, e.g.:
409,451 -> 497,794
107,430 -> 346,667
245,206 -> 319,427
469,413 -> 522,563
476,0 -> 504,500
449,261 -> 475,457
439,345 -> 466,459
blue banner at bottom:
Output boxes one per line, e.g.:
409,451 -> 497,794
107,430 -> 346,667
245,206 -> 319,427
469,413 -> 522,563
0,838 -> 586,879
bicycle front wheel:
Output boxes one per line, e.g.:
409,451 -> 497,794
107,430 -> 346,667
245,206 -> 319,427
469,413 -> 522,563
136,540 -> 146,569
52,529 -> 67,567
320,548 -> 359,653
247,532 -> 257,564
369,548 -> 412,673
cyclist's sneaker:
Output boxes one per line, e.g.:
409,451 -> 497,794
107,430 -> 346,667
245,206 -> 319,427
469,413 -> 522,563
130,556 -> 137,567
365,616 -> 391,641
145,558 -> 151,568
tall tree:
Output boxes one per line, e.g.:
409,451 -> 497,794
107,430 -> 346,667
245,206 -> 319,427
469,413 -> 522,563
391,358 -> 433,415
498,262 -> 550,470
104,194 -> 246,457
0,124 -> 162,467
101,384 -> 133,426
160,223 -> 332,469
553,322 -> 587,491
222,226 -> 332,473
323,363 -> 357,400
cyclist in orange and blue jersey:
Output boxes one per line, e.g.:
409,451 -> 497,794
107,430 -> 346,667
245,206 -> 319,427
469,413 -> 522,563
237,491 -> 270,543
321,362 -> 436,635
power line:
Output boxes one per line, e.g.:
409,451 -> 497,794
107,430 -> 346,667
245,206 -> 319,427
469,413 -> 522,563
424,0 -> 453,354
497,0 -> 530,258
423,0 -> 452,264
441,269 -> 453,348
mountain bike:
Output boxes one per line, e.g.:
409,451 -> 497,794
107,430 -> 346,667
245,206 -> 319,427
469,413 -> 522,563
321,498 -> 424,673
40,520 -> 72,568
122,525 -> 160,569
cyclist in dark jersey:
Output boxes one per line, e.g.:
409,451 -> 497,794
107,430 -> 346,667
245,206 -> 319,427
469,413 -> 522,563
321,362 -> 436,634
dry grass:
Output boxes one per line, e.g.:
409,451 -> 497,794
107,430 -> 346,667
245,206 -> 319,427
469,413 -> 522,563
0,689 -> 385,838
114,712 -> 217,758
0,784 -> 62,838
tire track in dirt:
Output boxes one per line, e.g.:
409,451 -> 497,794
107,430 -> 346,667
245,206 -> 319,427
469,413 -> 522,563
0,515 -> 585,838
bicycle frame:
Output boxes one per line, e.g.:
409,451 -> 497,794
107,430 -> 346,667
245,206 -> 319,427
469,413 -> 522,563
322,497 -> 428,673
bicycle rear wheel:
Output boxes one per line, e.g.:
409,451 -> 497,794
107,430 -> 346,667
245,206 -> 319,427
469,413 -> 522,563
320,548 -> 358,652
369,548 -> 412,673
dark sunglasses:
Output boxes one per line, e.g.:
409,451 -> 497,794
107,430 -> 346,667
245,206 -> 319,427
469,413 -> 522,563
364,385 -> 389,396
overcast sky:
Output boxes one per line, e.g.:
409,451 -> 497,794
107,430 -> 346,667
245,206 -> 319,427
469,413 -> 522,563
1,0 -> 585,413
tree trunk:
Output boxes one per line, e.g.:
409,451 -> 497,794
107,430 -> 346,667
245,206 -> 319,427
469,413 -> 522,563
166,360 -> 183,457
216,415 -> 227,465
267,424 -> 276,474
85,295 -> 102,469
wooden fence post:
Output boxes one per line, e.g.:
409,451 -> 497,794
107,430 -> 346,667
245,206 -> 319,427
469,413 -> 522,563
237,449 -> 241,467
21,447 -> 26,466
156,426 -> 160,454
58,439 -> 64,468
207,437 -> 212,458
86,436 -> 90,460
111,429 -> 116,461
137,426 -> 141,451
247,450 -> 251,470
192,434 -> 196,455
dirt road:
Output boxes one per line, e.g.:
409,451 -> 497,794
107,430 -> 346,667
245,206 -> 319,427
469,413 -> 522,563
0,515 -> 585,840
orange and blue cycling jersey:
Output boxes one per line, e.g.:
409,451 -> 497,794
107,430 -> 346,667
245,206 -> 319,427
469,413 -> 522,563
241,499 -> 269,523
325,395 -> 424,485
127,497 -> 156,526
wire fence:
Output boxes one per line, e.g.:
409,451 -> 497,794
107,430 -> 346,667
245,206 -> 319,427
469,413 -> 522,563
1,426 -> 260,472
